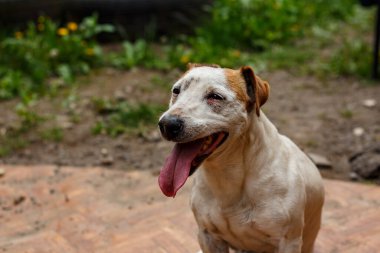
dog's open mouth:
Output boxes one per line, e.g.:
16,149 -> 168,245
158,132 -> 228,197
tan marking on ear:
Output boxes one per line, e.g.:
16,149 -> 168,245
254,75 -> 270,116
224,68 -> 250,106
240,66 -> 270,116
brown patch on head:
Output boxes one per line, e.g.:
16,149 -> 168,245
224,68 -> 250,107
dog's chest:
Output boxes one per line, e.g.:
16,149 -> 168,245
192,196 -> 282,252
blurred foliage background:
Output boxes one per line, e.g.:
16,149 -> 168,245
0,0 -> 375,102
0,0 -> 377,149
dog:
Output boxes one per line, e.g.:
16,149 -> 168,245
158,63 -> 325,253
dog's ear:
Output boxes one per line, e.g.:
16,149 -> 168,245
240,66 -> 270,116
187,63 -> 221,69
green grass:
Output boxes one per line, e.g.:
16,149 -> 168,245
0,134 -> 28,157
157,0 -> 362,70
0,0 -> 377,159
15,102 -> 45,130
329,40 -> 372,78
340,109 -> 354,119
0,14 -> 114,101
91,98 -> 165,136
256,44 -> 315,72
194,0 -> 356,50
0,1 -> 375,103
108,40 -> 155,69
40,127 -> 64,142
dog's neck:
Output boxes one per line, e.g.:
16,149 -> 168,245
199,111 -> 281,206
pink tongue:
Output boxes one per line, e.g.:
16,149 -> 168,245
158,139 -> 205,197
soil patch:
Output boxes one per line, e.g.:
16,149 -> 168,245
0,68 -> 379,181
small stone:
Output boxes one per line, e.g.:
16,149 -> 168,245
353,127 -> 364,137
349,172 -> 360,181
0,128 -> 6,136
308,153 -> 332,169
0,168 -> 5,178
349,144 -> 380,180
101,148 -> 108,156
362,99 -> 376,108
142,130 -> 162,142
114,90 -> 125,101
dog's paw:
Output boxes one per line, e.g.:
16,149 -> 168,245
196,251 -> 203,253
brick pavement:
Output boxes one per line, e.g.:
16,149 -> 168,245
0,165 -> 379,253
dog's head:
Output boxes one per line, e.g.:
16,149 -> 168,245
158,63 -> 270,197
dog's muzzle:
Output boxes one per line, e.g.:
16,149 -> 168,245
158,115 -> 184,141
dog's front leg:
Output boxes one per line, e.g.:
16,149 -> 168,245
277,225 -> 303,253
277,236 -> 302,253
198,229 -> 229,253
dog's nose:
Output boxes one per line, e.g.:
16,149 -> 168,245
158,115 -> 184,140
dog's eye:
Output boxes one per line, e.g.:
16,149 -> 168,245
207,93 -> 224,100
173,87 -> 180,95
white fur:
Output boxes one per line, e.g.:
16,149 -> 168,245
161,67 -> 245,143
163,66 -> 324,253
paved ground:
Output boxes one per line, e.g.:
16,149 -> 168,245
1,165 -> 380,253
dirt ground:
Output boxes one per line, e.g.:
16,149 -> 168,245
0,68 -> 379,181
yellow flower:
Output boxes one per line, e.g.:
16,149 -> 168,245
14,31 -> 23,39
57,28 -> 69,36
180,55 -> 190,64
37,23 -> 45,31
85,48 -> 94,56
67,22 -> 78,31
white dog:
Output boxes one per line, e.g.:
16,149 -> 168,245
158,64 -> 324,253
